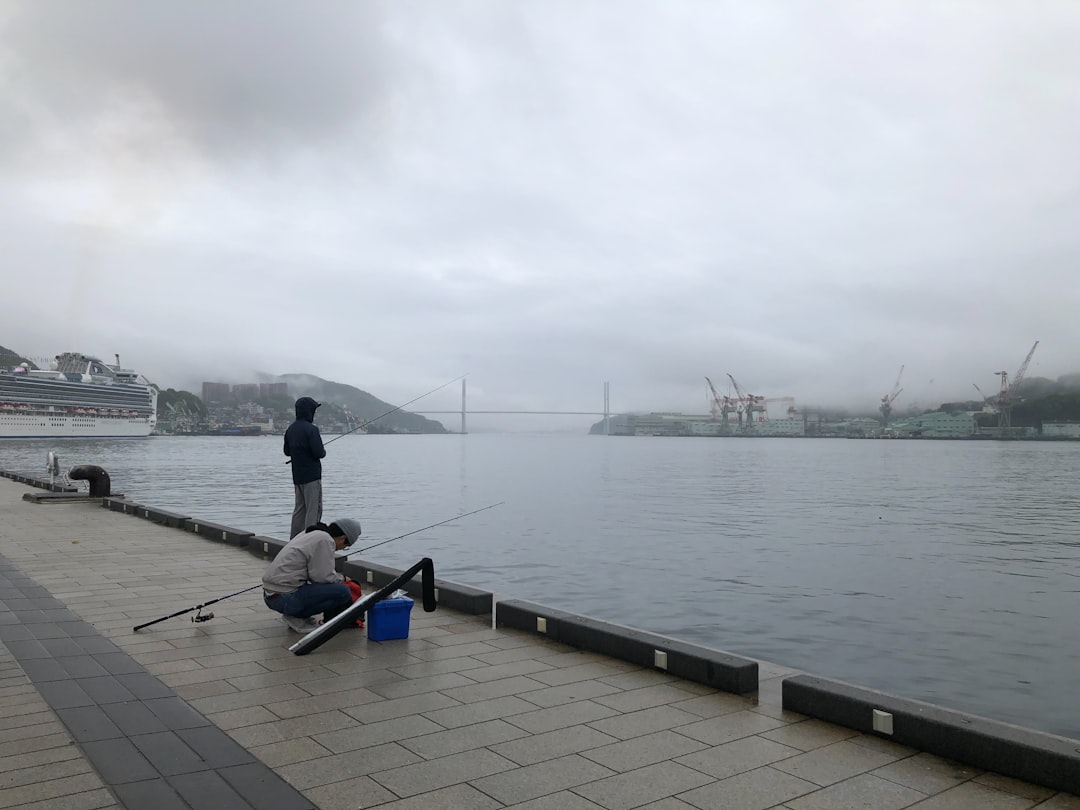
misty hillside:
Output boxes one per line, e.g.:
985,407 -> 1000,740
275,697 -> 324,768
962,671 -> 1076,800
0,344 -> 37,370
276,373 -> 448,434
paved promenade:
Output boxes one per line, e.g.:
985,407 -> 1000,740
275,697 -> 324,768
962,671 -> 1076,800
1,476 -> 1077,809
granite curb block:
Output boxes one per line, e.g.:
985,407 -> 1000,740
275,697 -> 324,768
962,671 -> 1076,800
181,517 -> 253,547
102,496 -> 143,515
496,598 -> 759,695
344,559 -> 493,615
0,467 -> 77,492
783,673 -> 1080,795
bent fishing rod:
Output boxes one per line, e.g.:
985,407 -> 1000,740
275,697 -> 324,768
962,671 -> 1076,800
287,374 -> 466,464
132,501 -> 504,632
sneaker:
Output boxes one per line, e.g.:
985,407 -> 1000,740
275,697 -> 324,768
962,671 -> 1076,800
282,615 -> 321,633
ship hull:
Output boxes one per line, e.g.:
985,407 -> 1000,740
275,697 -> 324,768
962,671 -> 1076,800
0,411 -> 154,438
1,355 -> 157,439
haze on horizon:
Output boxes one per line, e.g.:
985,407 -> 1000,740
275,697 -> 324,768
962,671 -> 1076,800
1,2 -> 1077,430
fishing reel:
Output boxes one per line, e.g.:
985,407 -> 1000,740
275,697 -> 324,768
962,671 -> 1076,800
192,609 -> 215,623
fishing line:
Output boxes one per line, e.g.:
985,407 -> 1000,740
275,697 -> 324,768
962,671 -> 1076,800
287,374 -> 466,464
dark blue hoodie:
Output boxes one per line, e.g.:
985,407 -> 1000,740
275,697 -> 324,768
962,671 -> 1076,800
284,397 -> 326,485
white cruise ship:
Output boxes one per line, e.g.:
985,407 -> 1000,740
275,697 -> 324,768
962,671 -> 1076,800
0,353 -> 158,438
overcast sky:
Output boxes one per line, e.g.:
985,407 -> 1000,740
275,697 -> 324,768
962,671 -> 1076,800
2,1 -> 1077,429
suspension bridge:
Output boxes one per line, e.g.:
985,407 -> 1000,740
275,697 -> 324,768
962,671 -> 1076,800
408,379 -> 612,434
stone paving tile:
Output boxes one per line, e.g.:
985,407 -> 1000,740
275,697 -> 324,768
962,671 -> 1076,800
504,699 -> 620,734
596,668 -> 680,691
400,718 -> 531,760
669,690 -> 753,718
1033,795 -> 1080,809
0,772 -> 110,810
370,748 -> 518,798
504,790 -> 609,809
458,657 -> 555,683
772,739 -> 903,787
248,736 -> 333,767
678,764 -> 818,810
520,677 -> 625,708
384,656 -> 488,679
491,724 -> 620,766
422,694 -> 539,728
906,779 -> 1041,808
786,772 -> 929,810
583,729 -> 709,773
587,704 -> 703,740
439,674 -> 548,703
528,661 -> 640,687
263,686 -> 384,719
296,668 -> 407,696
314,714 -> 446,754
277,741 -> 422,790
368,671 -> 477,700
408,641 -> 504,661
358,782 -> 503,809
573,760 -> 715,810
871,751 -> 981,794
0,756 -> 94,789
304,774 -> 399,809
675,709 -> 789,746
18,788 -> 120,810
674,734 -> 802,780
593,684 -> 728,713
342,691 -> 462,724
471,752 -> 616,804
975,773 -> 1058,803
760,718 -> 861,751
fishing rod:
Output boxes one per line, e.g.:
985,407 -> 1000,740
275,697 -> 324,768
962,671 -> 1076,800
345,501 -> 505,556
287,374 -> 466,464
132,584 -> 261,632
131,501 -> 503,632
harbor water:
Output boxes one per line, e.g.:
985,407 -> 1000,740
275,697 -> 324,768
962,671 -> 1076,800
2,434 -> 1078,739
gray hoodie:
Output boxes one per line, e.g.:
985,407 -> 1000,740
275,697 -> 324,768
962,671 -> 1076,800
262,528 -> 344,594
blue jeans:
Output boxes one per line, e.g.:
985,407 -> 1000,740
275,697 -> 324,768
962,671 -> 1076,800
264,582 -> 351,620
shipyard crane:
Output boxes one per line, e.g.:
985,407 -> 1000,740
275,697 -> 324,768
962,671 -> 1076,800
704,377 -> 732,430
994,340 -> 1039,429
879,365 -> 904,425
972,383 -> 995,411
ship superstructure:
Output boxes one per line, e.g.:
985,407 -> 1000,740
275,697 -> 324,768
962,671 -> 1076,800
0,352 -> 158,438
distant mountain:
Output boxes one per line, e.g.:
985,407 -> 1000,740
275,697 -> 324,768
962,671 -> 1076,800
276,373 -> 448,434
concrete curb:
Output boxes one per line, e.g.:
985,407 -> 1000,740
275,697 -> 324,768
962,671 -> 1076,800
783,674 -> 1080,795
496,599 -> 759,695
0,468 -> 77,492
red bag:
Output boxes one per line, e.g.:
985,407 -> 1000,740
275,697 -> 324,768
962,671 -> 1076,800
346,580 -> 365,628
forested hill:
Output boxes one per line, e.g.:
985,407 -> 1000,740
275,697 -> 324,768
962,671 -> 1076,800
0,345 -> 37,370
274,373 -> 447,434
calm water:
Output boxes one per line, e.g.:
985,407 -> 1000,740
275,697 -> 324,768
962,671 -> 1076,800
3,434 -> 1079,739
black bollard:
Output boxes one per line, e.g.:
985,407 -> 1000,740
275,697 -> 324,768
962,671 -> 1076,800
68,465 -> 111,497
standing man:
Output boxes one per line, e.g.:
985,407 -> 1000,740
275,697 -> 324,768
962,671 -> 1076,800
285,396 -> 326,539
262,519 -> 361,632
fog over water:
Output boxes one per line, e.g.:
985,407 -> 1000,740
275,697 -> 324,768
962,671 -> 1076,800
2,3 -> 1080,419
4,434 -> 1079,740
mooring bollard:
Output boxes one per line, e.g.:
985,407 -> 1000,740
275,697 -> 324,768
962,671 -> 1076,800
68,465 -> 112,497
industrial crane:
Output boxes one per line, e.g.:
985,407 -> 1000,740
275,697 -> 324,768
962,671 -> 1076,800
972,383 -> 996,411
994,340 -> 1039,429
879,365 -> 904,425
704,377 -> 736,430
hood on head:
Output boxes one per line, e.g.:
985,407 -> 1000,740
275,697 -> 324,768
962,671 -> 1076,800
295,397 -> 321,422
329,518 -> 362,546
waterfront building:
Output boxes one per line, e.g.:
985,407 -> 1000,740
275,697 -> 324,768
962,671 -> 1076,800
1041,421 -> 1080,438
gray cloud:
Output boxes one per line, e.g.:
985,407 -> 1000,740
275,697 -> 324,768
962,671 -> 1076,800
1,1 -> 1078,427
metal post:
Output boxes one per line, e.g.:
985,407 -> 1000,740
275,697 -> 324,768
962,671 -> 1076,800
461,378 -> 467,435
604,381 -> 610,436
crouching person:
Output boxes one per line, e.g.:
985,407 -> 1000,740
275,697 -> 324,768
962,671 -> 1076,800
263,518 -> 361,632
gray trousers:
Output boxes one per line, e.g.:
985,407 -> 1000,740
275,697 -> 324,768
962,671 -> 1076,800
291,480 -> 323,539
